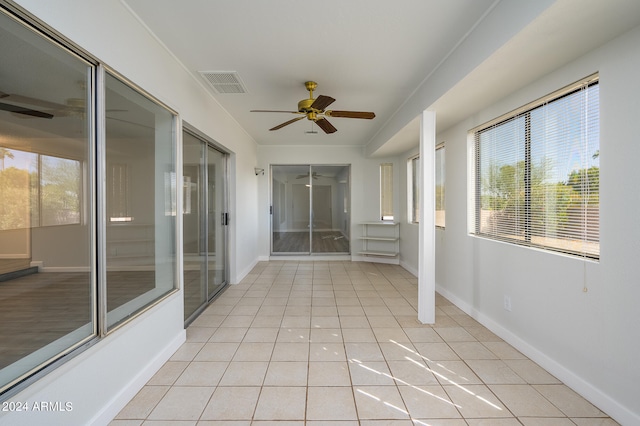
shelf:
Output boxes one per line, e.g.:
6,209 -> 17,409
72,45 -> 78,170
358,250 -> 399,257
360,222 -> 400,260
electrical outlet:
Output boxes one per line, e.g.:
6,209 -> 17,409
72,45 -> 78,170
503,295 -> 512,312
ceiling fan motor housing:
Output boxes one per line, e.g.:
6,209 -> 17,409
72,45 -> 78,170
298,98 -> 315,113
299,81 -> 318,116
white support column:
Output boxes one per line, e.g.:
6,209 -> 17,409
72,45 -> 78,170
418,110 -> 436,324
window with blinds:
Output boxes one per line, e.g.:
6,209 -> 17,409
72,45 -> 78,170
409,155 -> 420,223
435,144 -> 445,228
380,163 -> 394,220
473,75 -> 599,259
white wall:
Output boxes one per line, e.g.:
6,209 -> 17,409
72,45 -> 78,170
256,145 -> 398,259
4,1 -> 260,424
434,25 -> 640,425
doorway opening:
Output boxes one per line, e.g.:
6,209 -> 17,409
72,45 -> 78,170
271,165 -> 350,255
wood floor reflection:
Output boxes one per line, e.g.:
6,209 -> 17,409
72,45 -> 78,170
0,270 -> 154,369
272,231 -> 349,253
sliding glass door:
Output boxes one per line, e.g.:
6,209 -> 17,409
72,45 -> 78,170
271,165 -> 350,255
183,130 -> 228,323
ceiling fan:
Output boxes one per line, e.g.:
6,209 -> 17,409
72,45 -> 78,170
0,92 -> 53,119
0,90 -> 126,120
251,81 -> 375,134
296,171 -> 326,180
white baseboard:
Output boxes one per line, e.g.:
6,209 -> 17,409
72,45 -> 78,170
38,266 -> 91,273
351,255 -> 400,265
232,257 -> 265,284
400,260 -> 418,277
435,284 -> 639,426
270,255 -> 351,261
91,330 -> 186,426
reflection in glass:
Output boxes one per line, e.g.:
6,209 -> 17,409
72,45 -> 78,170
0,10 -> 94,393
310,165 -> 350,254
272,165 -> 311,253
271,165 -> 350,255
105,72 -> 176,330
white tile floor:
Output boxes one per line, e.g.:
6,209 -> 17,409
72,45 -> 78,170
111,261 -> 618,425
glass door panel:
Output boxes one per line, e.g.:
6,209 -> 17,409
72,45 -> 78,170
207,145 -> 226,297
310,165 -> 350,254
271,165 -> 349,255
183,132 -> 206,320
272,165 -> 311,254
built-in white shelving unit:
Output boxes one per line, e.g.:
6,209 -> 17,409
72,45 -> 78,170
358,221 -> 399,260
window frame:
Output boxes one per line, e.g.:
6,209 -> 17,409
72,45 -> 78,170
0,4 -> 179,398
0,4 -> 98,397
102,68 -> 179,333
435,143 -> 445,228
407,144 -> 445,227
470,74 -> 600,260
380,162 -> 394,221
407,154 -> 420,224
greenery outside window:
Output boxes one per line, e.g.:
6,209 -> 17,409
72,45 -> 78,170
473,75 -> 599,259
0,150 -> 82,230
408,146 -> 444,227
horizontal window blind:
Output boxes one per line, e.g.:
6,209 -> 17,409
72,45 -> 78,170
475,78 -> 599,259
380,163 -> 393,220
435,145 -> 445,228
410,156 -> 420,223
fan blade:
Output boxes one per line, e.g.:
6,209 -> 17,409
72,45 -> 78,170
0,102 -> 53,119
315,117 -> 337,134
310,95 -> 335,111
251,110 -> 300,113
0,92 -> 69,110
269,116 -> 305,131
326,110 -> 375,119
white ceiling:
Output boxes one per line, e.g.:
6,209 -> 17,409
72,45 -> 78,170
122,0 -> 640,156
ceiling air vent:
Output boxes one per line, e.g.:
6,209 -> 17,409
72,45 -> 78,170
199,71 -> 248,94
